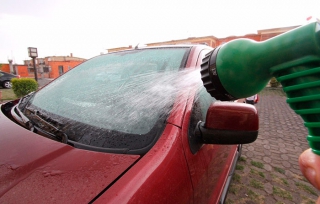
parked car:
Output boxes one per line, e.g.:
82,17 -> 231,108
0,71 -> 20,88
0,45 -> 258,203
235,94 -> 259,104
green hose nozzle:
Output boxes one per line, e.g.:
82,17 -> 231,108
201,21 -> 320,155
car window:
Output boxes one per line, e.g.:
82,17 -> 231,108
190,49 -> 215,125
21,47 -> 191,154
189,87 -> 216,132
188,87 -> 216,153
188,49 -> 215,153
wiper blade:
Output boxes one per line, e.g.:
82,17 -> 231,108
34,125 -> 69,144
10,92 -> 36,129
25,107 -> 69,143
18,91 -> 36,110
10,104 -> 34,131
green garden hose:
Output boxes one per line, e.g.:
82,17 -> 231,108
201,21 -> 320,155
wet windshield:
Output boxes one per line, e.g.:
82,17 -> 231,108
21,47 -> 191,154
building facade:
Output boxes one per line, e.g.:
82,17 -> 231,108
1,62 -> 28,77
1,54 -> 86,79
107,25 -> 299,53
24,54 -> 86,79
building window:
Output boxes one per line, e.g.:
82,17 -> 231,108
39,59 -> 45,65
58,65 -> 64,76
43,67 -> 50,73
28,68 -> 34,73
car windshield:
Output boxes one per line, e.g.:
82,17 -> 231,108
21,47 -> 191,154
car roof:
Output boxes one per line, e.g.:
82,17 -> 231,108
109,44 -> 212,54
0,71 -> 9,75
0,71 -> 15,76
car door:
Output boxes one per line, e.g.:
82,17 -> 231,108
181,49 -> 238,203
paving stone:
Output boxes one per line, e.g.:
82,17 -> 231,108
263,144 -> 270,150
284,170 -> 293,178
294,146 -> 303,152
263,163 -> 272,171
247,146 -> 255,151
263,157 -> 272,163
280,154 -> 289,160
282,161 -> 291,168
270,149 -> 281,154
264,182 -> 273,194
279,148 -> 287,153
293,142 -> 300,146
229,88 -> 320,204
243,166 -> 251,174
263,149 -> 271,156
245,151 -> 254,158
264,196 -> 277,204
253,151 -> 264,157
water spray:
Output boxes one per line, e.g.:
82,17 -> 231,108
201,21 -> 320,155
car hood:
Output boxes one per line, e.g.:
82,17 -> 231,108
0,106 -> 140,203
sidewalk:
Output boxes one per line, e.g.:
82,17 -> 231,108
37,78 -> 54,88
226,87 -> 319,203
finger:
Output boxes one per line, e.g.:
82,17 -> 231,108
299,148 -> 320,190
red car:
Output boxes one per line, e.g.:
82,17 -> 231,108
0,45 -> 258,203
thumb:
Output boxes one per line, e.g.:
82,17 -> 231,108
299,148 -> 320,190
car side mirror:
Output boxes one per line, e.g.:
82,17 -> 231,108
195,101 -> 259,145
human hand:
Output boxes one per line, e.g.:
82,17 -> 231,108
299,148 -> 320,203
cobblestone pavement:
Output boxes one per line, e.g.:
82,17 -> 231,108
226,87 -> 320,204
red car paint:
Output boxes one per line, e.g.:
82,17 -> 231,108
180,81 -> 239,203
0,111 -> 140,203
206,102 -> 259,131
95,125 -> 193,203
0,45 -> 245,203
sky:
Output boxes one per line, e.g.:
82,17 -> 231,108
0,0 -> 319,64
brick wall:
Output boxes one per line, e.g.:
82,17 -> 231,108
1,64 -> 10,73
15,65 -> 29,77
48,61 -> 84,78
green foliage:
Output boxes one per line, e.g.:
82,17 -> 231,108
295,182 -> 318,196
250,168 -> 265,178
273,186 -> 293,200
274,166 -> 285,174
11,78 -> 38,98
236,164 -> 244,170
250,179 -> 264,189
232,173 -> 241,183
247,189 -> 262,200
250,160 -> 264,169
239,156 -> 247,162
1,89 -> 17,100
270,77 -> 280,87
281,178 -> 288,186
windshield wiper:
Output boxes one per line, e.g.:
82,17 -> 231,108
18,91 -> 36,110
10,92 -> 36,129
25,107 -> 69,143
10,104 -> 34,131
34,125 -> 69,144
